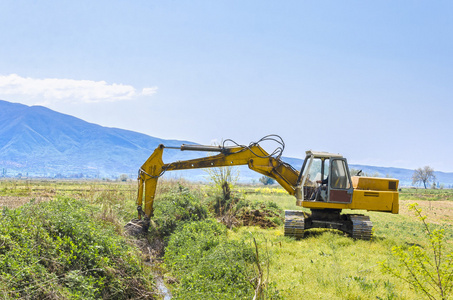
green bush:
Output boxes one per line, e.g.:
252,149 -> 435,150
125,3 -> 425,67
381,203 -> 453,300
153,184 -> 208,238
155,183 -> 283,299
164,219 -> 255,299
0,198 -> 154,299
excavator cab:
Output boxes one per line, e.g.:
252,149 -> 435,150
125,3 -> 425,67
296,151 -> 353,204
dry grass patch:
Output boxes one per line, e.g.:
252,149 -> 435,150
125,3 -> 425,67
0,196 -> 50,208
399,199 -> 453,225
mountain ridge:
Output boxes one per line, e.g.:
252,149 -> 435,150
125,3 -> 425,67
1,100 -> 452,187
0,100 -> 193,178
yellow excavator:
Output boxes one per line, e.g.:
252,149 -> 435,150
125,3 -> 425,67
135,135 -> 399,240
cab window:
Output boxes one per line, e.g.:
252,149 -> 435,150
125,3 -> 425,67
330,159 -> 351,189
306,158 -> 329,184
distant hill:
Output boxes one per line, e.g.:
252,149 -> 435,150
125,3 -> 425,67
0,100 -> 194,178
1,100 -> 452,187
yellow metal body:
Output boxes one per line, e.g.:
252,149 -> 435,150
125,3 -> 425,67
137,144 -> 299,218
137,144 -> 399,220
300,176 -> 399,213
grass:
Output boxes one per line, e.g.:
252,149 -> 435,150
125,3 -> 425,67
0,179 -> 136,200
1,180 -> 452,299
229,227 -> 409,299
0,197 -> 155,299
0,179 -> 156,299
229,186 -> 453,299
163,219 -> 256,299
399,188 -> 453,201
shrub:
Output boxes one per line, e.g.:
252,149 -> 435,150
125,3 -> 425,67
381,203 -> 453,300
0,198 -> 154,299
164,219 -> 255,299
153,184 -> 208,237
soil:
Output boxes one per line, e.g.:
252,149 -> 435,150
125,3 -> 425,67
124,220 -> 166,259
236,207 -> 283,228
399,200 -> 453,225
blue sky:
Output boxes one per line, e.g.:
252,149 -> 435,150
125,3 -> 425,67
0,1 -> 452,171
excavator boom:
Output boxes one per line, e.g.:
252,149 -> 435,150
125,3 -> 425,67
137,142 -> 299,219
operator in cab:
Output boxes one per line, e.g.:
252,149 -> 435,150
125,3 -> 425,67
311,176 -> 328,201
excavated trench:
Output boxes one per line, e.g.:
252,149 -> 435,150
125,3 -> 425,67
125,221 -> 172,299
146,262 -> 171,300
123,202 -> 284,299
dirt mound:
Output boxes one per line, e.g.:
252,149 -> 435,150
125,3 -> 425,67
237,207 -> 283,228
124,219 -> 149,236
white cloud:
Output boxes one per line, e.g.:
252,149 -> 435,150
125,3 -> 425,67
0,74 -> 157,104
141,87 -> 158,96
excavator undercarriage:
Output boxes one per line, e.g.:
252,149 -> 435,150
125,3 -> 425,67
284,209 -> 373,240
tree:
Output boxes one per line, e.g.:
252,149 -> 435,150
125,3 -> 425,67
205,165 -> 239,189
412,166 -> 436,189
204,141 -> 240,190
118,174 -> 128,182
205,164 -> 239,217
259,175 -> 275,186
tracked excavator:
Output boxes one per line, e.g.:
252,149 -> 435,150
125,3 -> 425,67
135,135 -> 399,240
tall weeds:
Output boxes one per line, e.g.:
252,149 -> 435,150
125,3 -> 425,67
382,203 -> 453,299
0,198 -> 154,299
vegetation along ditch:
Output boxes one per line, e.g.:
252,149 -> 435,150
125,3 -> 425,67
0,179 -> 452,299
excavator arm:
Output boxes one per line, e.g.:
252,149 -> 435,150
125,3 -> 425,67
136,143 -> 300,220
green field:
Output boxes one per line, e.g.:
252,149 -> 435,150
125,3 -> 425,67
1,180 -> 452,299
233,186 -> 453,299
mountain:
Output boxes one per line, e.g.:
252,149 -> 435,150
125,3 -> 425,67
1,100 -> 452,186
0,100 -> 194,178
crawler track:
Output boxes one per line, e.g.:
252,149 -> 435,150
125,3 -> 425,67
284,210 -> 373,240
284,210 -> 305,238
348,215 -> 373,240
